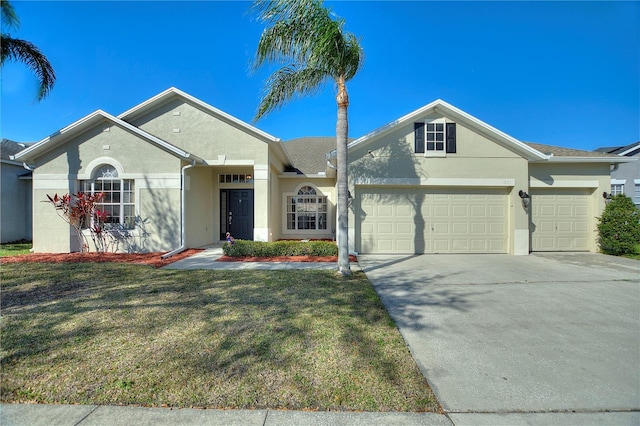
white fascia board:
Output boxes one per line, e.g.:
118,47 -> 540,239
328,99 -> 548,161
118,87 -> 281,144
12,109 -> 204,164
12,110 -> 108,161
546,156 -> 637,163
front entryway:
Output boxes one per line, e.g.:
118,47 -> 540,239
220,189 -> 254,240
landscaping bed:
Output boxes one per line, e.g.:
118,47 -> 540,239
0,249 -> 203,268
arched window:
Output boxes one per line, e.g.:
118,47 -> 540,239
286,185 -> 327,231
81,164 -> 135,229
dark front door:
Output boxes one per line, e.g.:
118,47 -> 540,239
220,189 -> 254,241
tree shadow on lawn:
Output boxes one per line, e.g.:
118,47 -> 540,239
0,264 -> 452,410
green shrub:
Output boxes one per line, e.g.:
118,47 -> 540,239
222,240 -> 338,257
597,194 -> 640,256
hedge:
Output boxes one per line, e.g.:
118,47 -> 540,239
597,194 -> 640,256
222,240 -> 338,257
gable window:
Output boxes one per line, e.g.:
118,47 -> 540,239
286,186 -> 327,231
81,165 -> 135,229
415,121 -> 456,155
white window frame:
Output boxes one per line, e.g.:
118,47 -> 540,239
611,179 -> 625,196
80,165 -> 136,230
634,180 -> 640,207
424,119 -> 447,157
283,184 -> 330,234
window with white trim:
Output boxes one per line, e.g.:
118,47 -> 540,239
81,165 -> 135,229
286,186 -> 327,231
610,183 -> 624,196
414,121 -> 456,154
634,183 -> 640,207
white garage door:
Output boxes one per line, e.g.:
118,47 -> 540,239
358,187 -> 508,254
530,188 -> 591,251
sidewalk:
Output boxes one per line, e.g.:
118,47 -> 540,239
0,404 -> 451,426
3,403 -> 637,426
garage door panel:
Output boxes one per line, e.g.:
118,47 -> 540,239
358,187 -> 508,254
531,189 -> 591,252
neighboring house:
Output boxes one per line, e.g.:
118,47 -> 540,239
594,142 -> 640,207
12,88 -> 629,255
1,139 -> 33,243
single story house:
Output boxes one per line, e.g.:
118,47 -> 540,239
1,139 -> 33,243
12,88 -> 630,255
594,142 -> 640,208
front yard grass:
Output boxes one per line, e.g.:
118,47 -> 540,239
0,241 -> 32,257
0,263 -> 439,412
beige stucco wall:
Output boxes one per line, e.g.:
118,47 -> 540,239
347,117 -> 531,254
31,120 -> 183,253
129,99 -> 271,165
184,166 -> 214,248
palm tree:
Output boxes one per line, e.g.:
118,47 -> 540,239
252,0 -> 363,276
1,0 -> 56,100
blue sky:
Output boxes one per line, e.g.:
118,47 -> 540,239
1,1 -> 638,151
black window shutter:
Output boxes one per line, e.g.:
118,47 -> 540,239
446,123 -> 457,153
414,122 -> 425,153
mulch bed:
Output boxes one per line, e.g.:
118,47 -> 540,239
2,251 -> 357,267
0,249 -> 203,269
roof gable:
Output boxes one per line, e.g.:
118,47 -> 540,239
330,99 -> 548,161
118,87 -> 281,144
12,110 -> 204,164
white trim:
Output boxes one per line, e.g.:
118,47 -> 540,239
546,156 -> 636,163
329,99 -> 548,161
634,179 -> 640,184
81,157 -> 125,180
529,179 -> 600,188
282,183 -> 332,234
254,165 -> 269,180
611,179 -> 626,185
354,177 -> 515,187
12,110 -> 204,164
206,158 -> 255,166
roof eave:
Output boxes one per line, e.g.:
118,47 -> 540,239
545,156 -> 637,163
328,99 -> 548,161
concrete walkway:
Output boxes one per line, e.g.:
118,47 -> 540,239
162,245 -> 362,271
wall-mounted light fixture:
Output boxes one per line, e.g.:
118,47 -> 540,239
602,192 -> 612,204
518,190 -> 530,208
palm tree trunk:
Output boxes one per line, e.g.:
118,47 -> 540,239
336,76 -> 351,276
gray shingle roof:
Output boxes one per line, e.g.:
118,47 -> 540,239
283,137 -> 338,175
1,139 -> 29,161
525,142 -> 617,158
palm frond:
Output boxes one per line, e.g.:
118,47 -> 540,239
1,34 -> 56,100
1,0 -> 20,32
255,65 -> 327,120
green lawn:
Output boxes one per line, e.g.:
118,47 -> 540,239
0,262 -> 439,412
0,241 -> 32,257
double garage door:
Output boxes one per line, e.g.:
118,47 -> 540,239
358,187 -> 508,254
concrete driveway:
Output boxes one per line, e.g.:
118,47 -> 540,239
358,253 -> 640,419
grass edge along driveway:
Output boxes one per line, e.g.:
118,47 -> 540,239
1,263 -> 439,412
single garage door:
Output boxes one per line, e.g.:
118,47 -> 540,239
530,188 -> 591,251
357,187 -> 508,254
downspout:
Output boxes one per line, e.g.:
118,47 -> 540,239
161,160 -> 196,259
